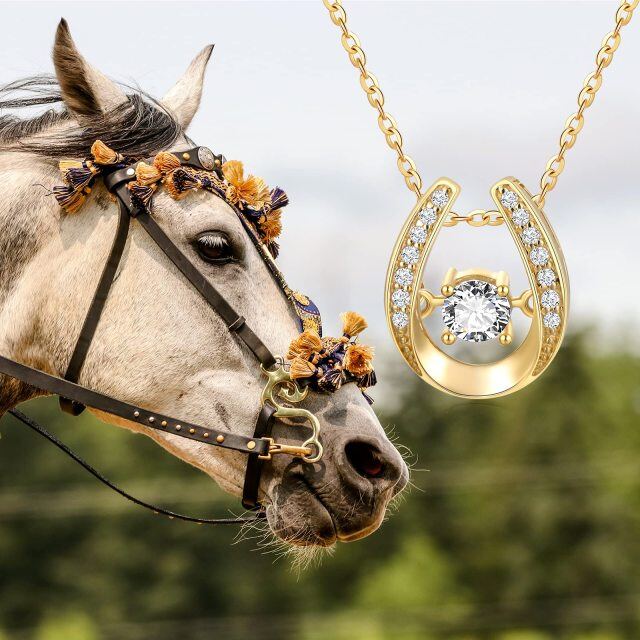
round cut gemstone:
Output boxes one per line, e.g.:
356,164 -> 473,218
395,267 -> 413,286
543,312 -> 561,330
521,227 -> 541,245
419,206 -> 437,226
442,279 -> 511,342
409,226 -> 427,244
431,189 -> 449,208
392,289 -> 410,307
541,290 -> 560,309
392,311 -> 408,329
401,245 -> 420,264
512,208 -> 530,227
537,268 -> 556,287
530,246 -> 549,266
501,190 -> 519,209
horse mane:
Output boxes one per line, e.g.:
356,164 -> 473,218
0,75 -> 182,159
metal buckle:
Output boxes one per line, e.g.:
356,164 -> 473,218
259,362 -> 323,463
258,438 -> 313,461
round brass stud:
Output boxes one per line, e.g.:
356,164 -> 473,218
189,428 -> 195,434
247,441 -> 256,450
133,411 -> 140,418
148,417 -> 155,424
175,425 -> 182,431
216,435 -> 225,443
182,152 -> 190,161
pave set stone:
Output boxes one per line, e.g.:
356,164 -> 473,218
501,188 -> 562,333
391,186 -> 450,329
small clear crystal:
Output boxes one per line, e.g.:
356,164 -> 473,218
543,312 -> 561,330
431,189 -> 449,208
530,247 -> 549,266
409,226 -> 427,244
521,227 -> 541,245
401,246 -> 420,264
392,289 -> 411,307
501,190 -> 519,210
392,311 -> 409,329
395,267 -> 413,287
512,208 -> 530,227
419,207 -> 437,226
541,290 -> 560,309
537,268 -> 556,287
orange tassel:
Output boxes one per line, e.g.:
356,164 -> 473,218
91,140 -> 121,165
341,311 -> 368,338
261,209 -> 282,242
289,357 -> 317,380
287,330 -> 323,360
153,151 -> 181,174
135,161 -> 162,186
344,344 -> 374,377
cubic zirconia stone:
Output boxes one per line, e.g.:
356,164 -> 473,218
512,208 -> 530,227
401,245 -> 420,264
419,206 -> 437,226
395,267 -> 413,287
521,227 -> 541,245
501,190 -> 519,210
392,311 -> 409,329
541,290 -> 560,309
409,226 -> 427,244
543,312 -> 561,330
392,289 -> 411,307
537,268 -> 556,287
431,189 -> 449,208
442,279 -> 511,342
530,246 -> 549,266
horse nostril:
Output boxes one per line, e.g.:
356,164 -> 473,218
345,440 -> 385,480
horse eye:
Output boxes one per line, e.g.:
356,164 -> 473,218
193,232 -> 234,264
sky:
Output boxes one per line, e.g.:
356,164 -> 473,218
1,1 -> 638,373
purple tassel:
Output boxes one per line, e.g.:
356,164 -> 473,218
318,367 -> 345,393
269,187 -> 289,211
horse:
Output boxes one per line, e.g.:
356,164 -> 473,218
0,20 -> 408,551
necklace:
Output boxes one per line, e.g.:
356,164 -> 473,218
323,0 -> 637,399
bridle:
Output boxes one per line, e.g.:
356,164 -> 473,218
0,145 -> 324,524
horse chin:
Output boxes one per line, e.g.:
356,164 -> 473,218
266,476 -> 338,547
265,473 -> 388,548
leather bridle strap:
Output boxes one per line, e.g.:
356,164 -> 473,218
60,203 -> 131,415
0,355 -> 271,458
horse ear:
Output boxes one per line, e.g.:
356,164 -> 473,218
162,45 -> 214,130
52,19 -> 127,120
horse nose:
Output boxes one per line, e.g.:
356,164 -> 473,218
343,437 -> 406,490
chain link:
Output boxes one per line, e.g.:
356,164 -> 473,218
323,0 -> 637,207
535,0 -> 638,208
322,0 -> 423,197
444,210 -> 504,228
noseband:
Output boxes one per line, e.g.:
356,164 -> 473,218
0,145 -> 336,524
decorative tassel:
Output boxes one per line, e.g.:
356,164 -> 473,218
358,369 -> 377,389
135,161 -> 162,186
344,344 -> 374,377
165,168 -> 200,199
318,367 -> 345,393
59,160 -> 84,173
53,185 -> 86,214
287,330 -> 323,361
341,311 -> 368,338
129,183 -> 156,210
153,151 -> 181,174
269,187 -> 289,212
60,164 -> 96,191
267,240 -> 280,259
91,140 -> 122,165
260,209 -> 282,242
289,357 -> 317,380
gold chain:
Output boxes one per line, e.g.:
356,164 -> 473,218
322,0 -> 423,196
323,0 -> 637,207
536,0 -> 638,208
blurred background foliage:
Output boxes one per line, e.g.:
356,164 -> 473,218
1,332 -> 639,639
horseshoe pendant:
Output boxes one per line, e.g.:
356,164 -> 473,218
385,177 -> 569,399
